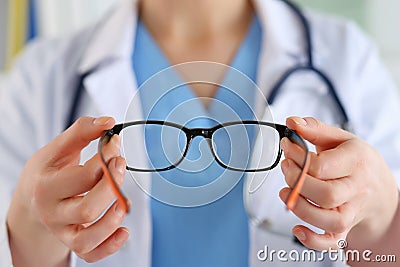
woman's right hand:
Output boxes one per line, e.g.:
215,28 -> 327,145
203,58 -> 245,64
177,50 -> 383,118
6,116 -> 130,267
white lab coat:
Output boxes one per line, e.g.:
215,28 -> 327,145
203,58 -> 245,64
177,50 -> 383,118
1,0 -> 399,266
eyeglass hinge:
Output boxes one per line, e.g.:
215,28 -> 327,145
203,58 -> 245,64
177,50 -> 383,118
105,129 -> 115,136
284,128 -> 295,138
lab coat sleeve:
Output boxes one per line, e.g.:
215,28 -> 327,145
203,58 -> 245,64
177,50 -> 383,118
0,189 -> 13,266
346,25 -> 400,188
0,39 -> 76,267
0,42 -> 43,267
307,11 -> 400,186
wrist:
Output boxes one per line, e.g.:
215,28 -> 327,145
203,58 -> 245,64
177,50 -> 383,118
345,193 -> 400,266
347,190 -> 399,250
7,187 -> 70,267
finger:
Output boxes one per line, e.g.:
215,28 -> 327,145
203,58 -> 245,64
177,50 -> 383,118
281,159 -> 354,209
279,188 -> 355,234
41,116 -> 115,167
281,137 -> 356,179
59,157 -> 126,225
286,117 -> 354,152
48,135 -> 122,199
65,201 -> 127,255
77,227 -> 129,263
292,225 -> 347,251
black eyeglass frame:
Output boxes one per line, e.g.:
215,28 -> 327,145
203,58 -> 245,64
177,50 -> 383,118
98,120 -> 310,213
99,120 -> 308,172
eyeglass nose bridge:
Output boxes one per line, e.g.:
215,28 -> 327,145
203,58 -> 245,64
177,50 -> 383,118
188,128 -> 214,139
184,128 -> 219,169
185,128 -> 216,159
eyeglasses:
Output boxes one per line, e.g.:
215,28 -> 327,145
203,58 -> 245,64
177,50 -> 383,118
98,120 -> 310,213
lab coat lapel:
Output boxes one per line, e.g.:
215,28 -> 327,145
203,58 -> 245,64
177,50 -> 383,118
252,0 -> 306,118
83,60 -> 135,121
84,64 -> 153,267
249,1 -> 314,266
76,1 -> 152,266
250,0 -> 306,213
78,0 -> 139,121
78,0 -> 138,74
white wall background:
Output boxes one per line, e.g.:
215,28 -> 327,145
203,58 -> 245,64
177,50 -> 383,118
366,0 -> 400,88
297,0 -> 400,89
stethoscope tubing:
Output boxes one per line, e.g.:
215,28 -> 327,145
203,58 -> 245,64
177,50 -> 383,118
66,0 -> 350,131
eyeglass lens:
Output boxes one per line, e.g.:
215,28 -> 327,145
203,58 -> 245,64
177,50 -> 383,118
121,122 -> 283,172
99,121 -> 309,214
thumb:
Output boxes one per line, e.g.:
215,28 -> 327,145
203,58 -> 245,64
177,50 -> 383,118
41,116 -> 115,166
286,116 -> 354,151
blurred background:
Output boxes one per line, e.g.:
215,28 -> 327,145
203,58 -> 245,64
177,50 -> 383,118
0,0 -> 399,88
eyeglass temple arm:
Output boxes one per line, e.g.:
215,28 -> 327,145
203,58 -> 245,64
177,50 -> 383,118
98,130 -> 130,213
281,128 -> 311,211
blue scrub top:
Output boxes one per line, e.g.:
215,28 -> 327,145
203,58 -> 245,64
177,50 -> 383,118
132,15 -> 262,267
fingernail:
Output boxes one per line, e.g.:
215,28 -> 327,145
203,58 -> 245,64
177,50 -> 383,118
294,229 -> 306,241
110,135 -> 121,150
115,157 -> 125,175
94,116 -> 112,126
281,160 -> 289,174
281,138 -> 288,152
292,117 -> 307,127
115,228 -> 129,244
115,203 -> 126,218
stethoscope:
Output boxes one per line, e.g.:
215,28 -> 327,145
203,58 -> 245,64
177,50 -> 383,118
66,0 -> 352,242
67,0 -> 351,131
267,0 -> 351,132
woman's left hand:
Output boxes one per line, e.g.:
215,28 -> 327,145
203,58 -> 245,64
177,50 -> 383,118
280,116 -> 399,251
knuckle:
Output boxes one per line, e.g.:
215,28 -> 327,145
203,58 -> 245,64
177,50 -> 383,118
333,214 -> 351,233
105,242 -> 119,257
78,203 -> 99,223
313,157 -> 326,178
31,182 -> 55,227
321,184 -> 340,208
351,139 -> 374,169
112,213 -> 124,226
31,174 -> 51,206
333,218 -> 347,233
84,164 -> 101,183
38,211 -> 53,228
283,166 -> 297,187
357,183 -> 372,200
75,116 -> 92,126
305,117 -> 319,127
31,183 -> 43,208
70,236 -> 89,255
304,117 -> 321,143
109,211 -> 124,227
283,173 -> 293,187
355,156 -> 368,170
107,205 -> 126,227
308,135 -> 319,145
